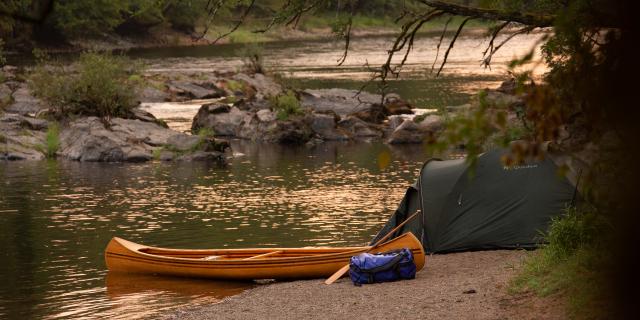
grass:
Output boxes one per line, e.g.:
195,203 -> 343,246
510,206 -> 611,319
270,90 -> 303,121
36,122 -> 60,158
152,147 -> 164,160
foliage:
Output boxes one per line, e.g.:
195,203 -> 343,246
29,52 -> 142,119
270,90 -> 303,121
50,0 -> 130,37
511,206 -> 611,318
164,0 -> 209,33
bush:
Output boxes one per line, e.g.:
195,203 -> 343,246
29,52 -> 142,119
510,206 -> 611,318
270,90 -> 303,121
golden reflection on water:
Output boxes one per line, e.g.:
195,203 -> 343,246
0,141 -> 430,319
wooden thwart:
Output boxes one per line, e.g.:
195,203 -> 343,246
242,250 -> 283,260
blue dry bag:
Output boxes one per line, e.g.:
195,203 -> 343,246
349,248 -> 417,286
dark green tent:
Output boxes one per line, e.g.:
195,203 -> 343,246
372,149 -> 576,253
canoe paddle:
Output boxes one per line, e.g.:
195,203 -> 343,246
324,210 -> 421,285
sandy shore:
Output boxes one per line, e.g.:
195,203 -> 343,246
163,250 -> 564,320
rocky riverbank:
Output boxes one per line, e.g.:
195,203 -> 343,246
0,65 -> 228,162
1,57 -> 529,163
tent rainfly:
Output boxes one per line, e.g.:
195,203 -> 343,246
372,149 -> 576,253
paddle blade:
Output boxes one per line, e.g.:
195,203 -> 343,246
324,264 -> 350,285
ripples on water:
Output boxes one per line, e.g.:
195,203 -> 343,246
1,31 -> 546,319
0,141 -> 429,319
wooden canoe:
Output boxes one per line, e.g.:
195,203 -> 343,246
105,232 -> 426,280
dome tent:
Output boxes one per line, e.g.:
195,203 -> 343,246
371,149 -> 576,253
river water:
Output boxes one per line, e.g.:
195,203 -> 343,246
0,31 -> 545,319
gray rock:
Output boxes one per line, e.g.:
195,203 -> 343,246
416,115 -> 444,132
168,81 -> 223,100
310,113 -> 348,141
131,107 -> 163,125
192,106 -> 248,136
6,86 -> 47,115
158,150 -> 175,161
0,113 -> 47,160
167,134 -> 200,152
387,120 -> 424,144
59,117 -> 181,162
0,84 -> 12,108
256,109 -> 276,122
337,116 -> 382,138
387,116 -> 443,144
270,117 -> 314,144
232,73 -> 282,99
300,88 -> 381,117
110,118 -> 176,147
139,86 -> 170,103
203,103 -> 231,114
349,103 -> 386,124
19,117 -> 49,131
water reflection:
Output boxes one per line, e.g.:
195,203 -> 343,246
0,141 -> 429,319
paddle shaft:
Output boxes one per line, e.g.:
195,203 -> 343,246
324,210 -> 421,285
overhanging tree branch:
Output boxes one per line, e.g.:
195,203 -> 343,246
417,0 -> 555,27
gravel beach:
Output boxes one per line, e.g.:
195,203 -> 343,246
163,250 -> 564,320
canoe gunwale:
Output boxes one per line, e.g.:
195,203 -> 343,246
112,237 -> 374,263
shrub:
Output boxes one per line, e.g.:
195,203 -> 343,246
270,90 -> 303,121
29,52 -> 142,120
510,206 -> 611,318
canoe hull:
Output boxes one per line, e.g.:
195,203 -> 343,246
105,233 -> 426,280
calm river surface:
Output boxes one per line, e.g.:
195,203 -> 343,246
1,31 -> 545,319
